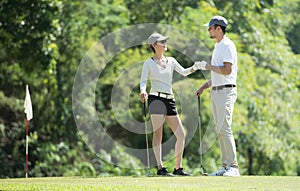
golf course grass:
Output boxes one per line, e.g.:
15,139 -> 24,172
0,176 -> 299,191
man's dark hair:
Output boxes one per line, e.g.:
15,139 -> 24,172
214,25 -> 226,34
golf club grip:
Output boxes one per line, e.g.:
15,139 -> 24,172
197,96 -> 200,117
143,101 -> 147,118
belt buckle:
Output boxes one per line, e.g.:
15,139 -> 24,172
159,92 -> 168,98
160,93 -> 167,98
158,92 -> 173,99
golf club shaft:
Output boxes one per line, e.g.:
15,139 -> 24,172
143,101 -> 151,173
198,96 -> 205,174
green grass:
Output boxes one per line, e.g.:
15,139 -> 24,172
0,176 -> 299,191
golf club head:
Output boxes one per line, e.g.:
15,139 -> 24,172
145,172 -> 152,177
200,165 -> 208,176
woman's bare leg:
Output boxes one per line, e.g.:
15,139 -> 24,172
166,115 -> 185,169
150,114 -> 165,169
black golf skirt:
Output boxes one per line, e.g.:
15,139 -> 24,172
148,95 -> 178,116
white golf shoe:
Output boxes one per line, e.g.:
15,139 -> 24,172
223,166 -> 240,177
208,167 -> 226,176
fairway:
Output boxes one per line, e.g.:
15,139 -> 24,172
0,176 -> 299,191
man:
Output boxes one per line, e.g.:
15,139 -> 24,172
195,16 -> 240,176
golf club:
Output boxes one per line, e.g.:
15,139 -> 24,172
197,96 -> 208,176
143,101 -> 151,177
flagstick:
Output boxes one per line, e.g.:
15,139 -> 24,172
24,84 -> 33,178
25,118 -> 29,178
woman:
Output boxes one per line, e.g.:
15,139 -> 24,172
140,32 -> 205,176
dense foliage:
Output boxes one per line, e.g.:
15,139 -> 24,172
0,0 -> 299,177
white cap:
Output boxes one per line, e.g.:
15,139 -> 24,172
147,33 -> 169,44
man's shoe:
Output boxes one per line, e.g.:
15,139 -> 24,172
157,167 -> 173,176
223,166 -> 240,177
209,167 -> 226,176
172,168 -> 192,176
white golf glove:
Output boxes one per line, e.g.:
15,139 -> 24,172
193,61 -> 207,70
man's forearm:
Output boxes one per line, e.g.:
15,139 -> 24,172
203,80 -> 212,89
205,62 -> 232,75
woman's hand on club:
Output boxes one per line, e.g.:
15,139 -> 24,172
140,92 -> 148,102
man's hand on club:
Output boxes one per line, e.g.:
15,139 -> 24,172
193,61 -> 207,70
195,87 -> 204,97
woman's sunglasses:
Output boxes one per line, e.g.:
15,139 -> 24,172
157,40 -> 167,44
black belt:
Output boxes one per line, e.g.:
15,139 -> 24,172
212,84 -> 236,90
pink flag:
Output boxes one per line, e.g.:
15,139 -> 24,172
24,85 -> 33,121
